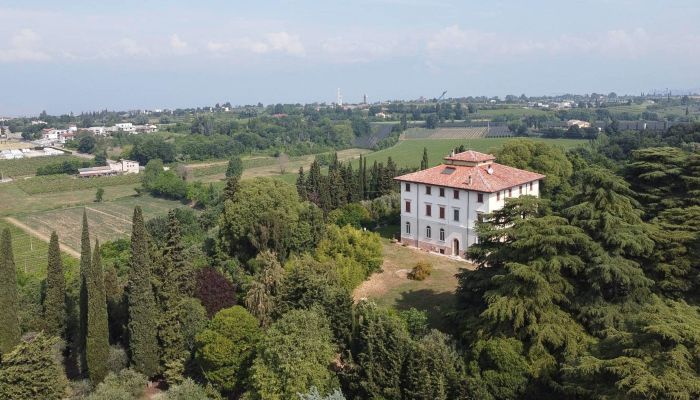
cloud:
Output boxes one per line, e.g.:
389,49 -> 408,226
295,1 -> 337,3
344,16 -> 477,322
170,34 -> 188,51
206,31 -> 305,56
0,29 -> 51,62
117,38 -> 150,56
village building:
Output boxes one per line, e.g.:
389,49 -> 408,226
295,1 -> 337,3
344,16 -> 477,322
394,150 -> 545,258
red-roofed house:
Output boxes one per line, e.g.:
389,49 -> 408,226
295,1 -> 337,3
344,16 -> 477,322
394,150 -> 545,258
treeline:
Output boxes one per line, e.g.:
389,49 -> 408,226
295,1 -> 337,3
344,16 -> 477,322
297,153 -> 412,214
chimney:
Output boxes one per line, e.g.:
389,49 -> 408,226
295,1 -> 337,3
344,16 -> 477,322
468,175 -> 472,185
487,165 -> 494,175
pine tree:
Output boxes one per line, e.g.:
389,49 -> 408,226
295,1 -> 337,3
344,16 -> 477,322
78,209 -> 91,372
225,156 -> 243,178
0,228 -> 20,356
127,206 -> 160,377
420,147 -> 428,170
86,240 -> 109,383
306,160 -> 322,204
43,231 -> 66,338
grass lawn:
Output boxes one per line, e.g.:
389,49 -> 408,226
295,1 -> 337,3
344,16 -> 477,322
354,237 -> 475,332
0,219 -> 79,277
356,137 -> 587,169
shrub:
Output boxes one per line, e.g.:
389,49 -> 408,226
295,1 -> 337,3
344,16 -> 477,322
87,369 -> 147,400
194,267 -> 237,318
408,261 -> 432,281
165,378 -> 221,400
107,345 -> 129,374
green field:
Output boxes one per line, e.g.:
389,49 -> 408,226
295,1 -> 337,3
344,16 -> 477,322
476,107 -> 551,117
15,194 -> 184,253
356,137 -> 587,169
0,219 -> 79,277
0,155 -> 83,178
13,173 -> 141,195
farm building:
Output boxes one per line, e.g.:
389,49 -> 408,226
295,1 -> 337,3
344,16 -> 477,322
78,159 -> 140,177
394,150 -> 545,259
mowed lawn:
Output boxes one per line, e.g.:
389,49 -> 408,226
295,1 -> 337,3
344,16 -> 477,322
15,194 -> 184,253
0,219 -> 79,277
354,238 -> 475,332
357,137 -> 587,169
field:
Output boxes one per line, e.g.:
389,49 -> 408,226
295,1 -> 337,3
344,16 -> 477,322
0,141 -> 32,151
0,219 -> 79,277
13,173 -> 141,195
354,238 -> 473,331
0,154 -> 83,178
476,107 -> 551,117
14,194 -> 183,253
402,127 -> 491,139
356,137 -> 587,169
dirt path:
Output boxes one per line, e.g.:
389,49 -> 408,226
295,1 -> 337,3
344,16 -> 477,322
4,216 -> 81,258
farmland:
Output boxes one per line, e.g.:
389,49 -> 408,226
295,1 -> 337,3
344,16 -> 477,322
355,137 -> 587,169
0,219 -> 79,277
13,173 -> 141,195
0,154 -> 83,178
14,194 -> 183,253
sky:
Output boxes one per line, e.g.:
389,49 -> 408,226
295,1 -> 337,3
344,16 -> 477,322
1,0 -> 699,115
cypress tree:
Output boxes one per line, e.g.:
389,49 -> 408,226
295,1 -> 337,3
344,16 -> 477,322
78,209 -> 91,372
86,240 -> 109,383
420,147 -> 429,170
158,210 -> 189,383
43,231 -> 66,338
223,175 -> 240,202
0,228 -> 20,356
306,160 -> 322,204
296,167 -> 307,200
127,206 -> 160,377
362,156 -> 368,199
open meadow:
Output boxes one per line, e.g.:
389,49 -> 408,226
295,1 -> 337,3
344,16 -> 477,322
0,154 -> 84,178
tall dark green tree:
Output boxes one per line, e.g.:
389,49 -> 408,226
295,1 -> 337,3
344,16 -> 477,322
78,209 -> 91,372
223,174 -> 239,202
420,147 -> 428,170
127,206 -> 160,377
225,156 -> 243,178
296,167 -> 307,200
43,231 -> 66,338
157,210 -> 190,383
86,240 -> 109,383
0,228 -> 20,357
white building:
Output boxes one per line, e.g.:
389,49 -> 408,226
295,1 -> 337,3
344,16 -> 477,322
78,159 -> 140,177
114,123 -> 135,132
394,150 -> 545,258
87,126 -> 108,136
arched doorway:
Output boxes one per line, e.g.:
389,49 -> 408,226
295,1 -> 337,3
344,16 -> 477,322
453,238 -> 460,257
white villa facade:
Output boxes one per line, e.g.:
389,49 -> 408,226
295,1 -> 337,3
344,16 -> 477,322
394,150 -> 545,258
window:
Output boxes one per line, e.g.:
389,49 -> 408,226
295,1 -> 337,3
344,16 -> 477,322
508,188 -> 512,197
519,185 -> 522,195
477,193 -> 484,203
405,183 -> 411,192
453,190 -> 460,199
405,201 -> 411,213
439,207 -> 445,219
530,182 -> 533,190
439,187 -> 445,197
497,191 -> 500,201
439,228 -> 445,241
453,209 -> 459,221
426,186 -> 432,195
425,204 -> 432,217
426,226 -> 431,238
405,221 -> 411,234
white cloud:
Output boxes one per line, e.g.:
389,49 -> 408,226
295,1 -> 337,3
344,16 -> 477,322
0,29 -> 50,62
206,31 -> 305,56
265,32 -> 304,55
170,34 -> 188,51
117,38 -> 150,56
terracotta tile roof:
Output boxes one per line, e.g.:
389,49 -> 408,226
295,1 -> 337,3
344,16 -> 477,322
394,162 -> 545,193
444,150 -> 495,163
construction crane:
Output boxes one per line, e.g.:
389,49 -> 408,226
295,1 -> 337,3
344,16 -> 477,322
436,90 -> 447,102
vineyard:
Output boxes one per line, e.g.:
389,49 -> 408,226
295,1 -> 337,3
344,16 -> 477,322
14,173 -> 141,195
0,154 -> 83,178
402,127 -> 497,139
15,194 -> 182,252
0,219 -> 78,277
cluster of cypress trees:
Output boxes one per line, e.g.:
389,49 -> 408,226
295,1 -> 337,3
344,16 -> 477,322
297,153 -> 410,213
0,228 -> 20,358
